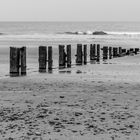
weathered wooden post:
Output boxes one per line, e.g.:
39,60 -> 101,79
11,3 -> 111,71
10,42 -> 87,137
126,50 -> 130,55
113,47 -> 118,58
90,44 -> 93,60
39,46 -> 47,72
113,48 -> 115,57
97,44 -> 100,62
48,46 -> 53,70
119,47 -> 122,57
66,45 -> 71,68
122,49 -> 126,53
83,44 -> 87,64
134,48 -> 139,54
116,48 -> 119,57
20,47 -> 26,75
59,45 -> 66,68
76,44 -> 83,65
10,47 -> 20,76
103,46 -> 108,60
122,49 -> 127,56
130,48 -> 134,54
109,47 -> 113,59
90,44 -> 96,60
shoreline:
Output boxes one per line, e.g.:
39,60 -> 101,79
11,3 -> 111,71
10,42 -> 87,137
0,32 -> 140,139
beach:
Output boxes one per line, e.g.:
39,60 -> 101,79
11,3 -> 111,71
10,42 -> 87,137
0,54 -> 140,140
0,22 -> 140,140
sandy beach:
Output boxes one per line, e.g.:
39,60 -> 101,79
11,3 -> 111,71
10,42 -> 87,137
0,54 -> 140,140
0,21 -> 140,140
0,0 -> 140,137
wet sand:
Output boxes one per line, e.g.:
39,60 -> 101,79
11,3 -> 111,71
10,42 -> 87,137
0,54 -> 140,140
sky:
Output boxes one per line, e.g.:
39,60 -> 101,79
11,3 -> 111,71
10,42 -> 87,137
0,0 -> 139,21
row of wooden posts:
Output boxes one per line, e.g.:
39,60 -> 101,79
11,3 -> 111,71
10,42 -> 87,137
10,44 -> 140,76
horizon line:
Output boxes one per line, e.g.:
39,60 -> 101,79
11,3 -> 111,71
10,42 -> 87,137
0,21 -> 140,22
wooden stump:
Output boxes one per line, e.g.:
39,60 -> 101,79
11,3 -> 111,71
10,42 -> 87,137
134,48 -> 139,54
76,44 -> 83,65
119,47 -> 122,57
48,46 -> 53,70
97,44 -> 100,62
66,45 -> 71,68
103,46 -> 108,60
83,45 -> 87,64
39,46 -> 47,72
113,48 -> 115,57
109,47 -> 113,59
122,49 -> 126,53
116,48 -> 119,57
90,44 -> 96,60
20,47 -> 26,75
10,47 -> 20,76
113,47 -> 118,58
126,50 -> 130,55
59,45 -> 66,68
130,48 -> 134,53
122,49 -> 127,56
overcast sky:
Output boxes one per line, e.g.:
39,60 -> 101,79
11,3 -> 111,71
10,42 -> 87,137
0,0 -> 139,21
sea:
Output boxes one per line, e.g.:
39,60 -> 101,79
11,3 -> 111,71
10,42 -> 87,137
0,21 -> 140,78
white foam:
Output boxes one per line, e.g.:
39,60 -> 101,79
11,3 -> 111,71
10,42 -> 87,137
107,31 -> 140,35
0,31 -> 140,42
65,30 -> 140,36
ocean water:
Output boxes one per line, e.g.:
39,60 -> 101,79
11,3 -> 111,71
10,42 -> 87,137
0,21 -> 140,78
0,22 -> 140,43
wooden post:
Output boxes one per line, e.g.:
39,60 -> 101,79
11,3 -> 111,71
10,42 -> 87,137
90,44 -> 96,60
115,47 -> 118,57
48,46 -> 53,70
97,44 -> 100,62
76,44 -> 83,65
116,48 -> 119,57
66,45 -> 71,68
122,49 -> 126,56
39,46 -> 47,72
103,46 -> 108,60
119,47 -> 122,57
10,47 -> 20,76
113,47 -> 118,58
90,44 -> 93,60
83,44 -> 87,64
126,50 -> 130,55
109,47 -> 113,59
59,45 -> 66,68
113,48 -> 115,57
20,47 -> 26,75
122,49 -> 126,53
130,48 -> 134,53
134,48 -> 139,54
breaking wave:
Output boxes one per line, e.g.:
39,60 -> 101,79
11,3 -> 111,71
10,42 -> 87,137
0,31 -> 140,41
64,31 -> 140,36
